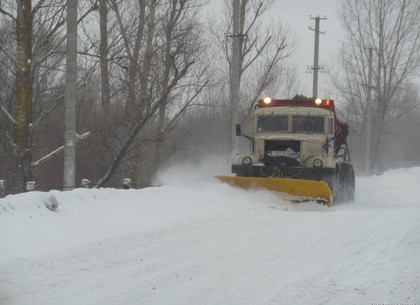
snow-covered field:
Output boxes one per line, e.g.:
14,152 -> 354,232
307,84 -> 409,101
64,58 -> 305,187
1,161 -> 419,305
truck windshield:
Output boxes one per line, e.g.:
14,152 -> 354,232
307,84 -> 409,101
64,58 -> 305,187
257,115 -> 289,132
292,116 -> 325,133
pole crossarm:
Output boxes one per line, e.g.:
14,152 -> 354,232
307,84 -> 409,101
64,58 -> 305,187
1,106 -> 16,124
32,131 -> 91,168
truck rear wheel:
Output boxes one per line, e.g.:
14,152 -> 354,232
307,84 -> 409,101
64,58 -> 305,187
345,165 -> 355,201
336,163 -> 355,202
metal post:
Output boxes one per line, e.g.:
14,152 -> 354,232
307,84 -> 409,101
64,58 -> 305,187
123,178 -> 132,189
0,180 -> 5,198
230,0 -> 241,155
81,179 -> 90,188
63,0 -> 78,190
26,181 -> 36,191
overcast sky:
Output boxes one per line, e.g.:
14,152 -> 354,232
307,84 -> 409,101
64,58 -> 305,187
205,0 -> 345,98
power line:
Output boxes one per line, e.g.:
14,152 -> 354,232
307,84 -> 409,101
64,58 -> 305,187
325,19 -> 350,46
277,1 -> 310,17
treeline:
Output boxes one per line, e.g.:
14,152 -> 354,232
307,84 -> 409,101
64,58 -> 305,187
0,0 -> 419,194
0,0 -> 297,193
331,0 -> 420,173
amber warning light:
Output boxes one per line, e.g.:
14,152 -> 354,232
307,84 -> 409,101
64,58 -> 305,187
257,98 -> 335,109
263,97 -> 272,104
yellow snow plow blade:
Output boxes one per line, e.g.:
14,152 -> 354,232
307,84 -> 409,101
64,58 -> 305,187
216,175 -> 333,206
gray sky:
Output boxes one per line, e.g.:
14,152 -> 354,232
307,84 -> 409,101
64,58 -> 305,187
206,0 -> 345,98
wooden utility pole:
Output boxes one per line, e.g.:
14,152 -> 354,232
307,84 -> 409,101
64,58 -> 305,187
230,0 -> 241,154
63,0 -> 77,190
309,16 -> 326,98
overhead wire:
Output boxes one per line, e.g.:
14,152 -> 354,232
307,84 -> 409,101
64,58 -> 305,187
276,0 -> 311,18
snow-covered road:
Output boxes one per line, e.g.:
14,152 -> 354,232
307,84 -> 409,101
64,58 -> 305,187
1,165 -> 419,305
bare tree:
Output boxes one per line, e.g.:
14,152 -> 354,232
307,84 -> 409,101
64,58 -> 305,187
209,0 -> 297,125
0,0 -> 63,192
0,0 -> 98,193
332,0 -> 420,171
154,0 -> 208,171
94,0 -> 208,187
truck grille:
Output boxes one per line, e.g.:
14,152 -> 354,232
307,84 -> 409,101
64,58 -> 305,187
264,140 -> 300,166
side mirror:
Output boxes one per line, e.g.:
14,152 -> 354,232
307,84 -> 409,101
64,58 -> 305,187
235,124 -> 241,136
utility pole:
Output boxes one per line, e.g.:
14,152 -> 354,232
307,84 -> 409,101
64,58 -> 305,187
63,0 -> 77,190
365,47 -> 374,176
230,0 -> 241,155
308,16 -> 326,98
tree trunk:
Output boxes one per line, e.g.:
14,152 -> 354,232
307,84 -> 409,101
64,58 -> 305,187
99,0 -> 110,117
126,0 -> 146,116
229,0 -> 241,155
131,0 -> 157,186
154,0 -> 185,172
14,0 -> 33,192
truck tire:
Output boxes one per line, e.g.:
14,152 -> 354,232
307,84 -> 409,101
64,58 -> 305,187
346,165 -> 355,201
339,163 -> 355,202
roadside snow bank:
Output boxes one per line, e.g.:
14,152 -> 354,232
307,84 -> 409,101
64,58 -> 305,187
0,181 -> 281,261
351,166 -> 420,208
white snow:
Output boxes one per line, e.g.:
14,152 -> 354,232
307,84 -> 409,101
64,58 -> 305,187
1,161 -> 419,305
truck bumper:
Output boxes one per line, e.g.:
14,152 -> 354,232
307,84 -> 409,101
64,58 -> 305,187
232,164 -> 335,182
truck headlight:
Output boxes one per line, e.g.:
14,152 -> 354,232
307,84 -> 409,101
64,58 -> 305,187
313,158 -> 323,168
242,156 -> 252,166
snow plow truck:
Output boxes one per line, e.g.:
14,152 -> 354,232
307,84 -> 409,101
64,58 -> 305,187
217,97 -> 355,206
